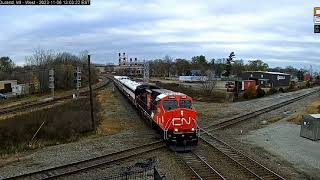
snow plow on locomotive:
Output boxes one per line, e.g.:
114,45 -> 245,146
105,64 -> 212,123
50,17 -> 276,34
113,76 -> 198,149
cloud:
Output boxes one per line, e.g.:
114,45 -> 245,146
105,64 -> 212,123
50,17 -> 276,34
0,0 -> 319,69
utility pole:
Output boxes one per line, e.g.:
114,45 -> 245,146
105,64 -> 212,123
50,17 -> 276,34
49,69 -> 54,98
88,55 -> 95,130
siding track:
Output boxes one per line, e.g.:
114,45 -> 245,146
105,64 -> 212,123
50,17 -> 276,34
0,79 -> 111,116
4,141 -> 165,180
179,152 -> 225,180
207,88 -> 319,130
199,128 -> 285,180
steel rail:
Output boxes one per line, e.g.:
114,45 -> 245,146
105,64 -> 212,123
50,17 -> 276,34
207,88 -> 319,130
199,128 -> 285,180
179,152 -> 226,180
4,141 -> 165,180
0,79 -> 111,116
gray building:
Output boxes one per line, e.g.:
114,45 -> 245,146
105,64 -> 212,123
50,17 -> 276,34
301,114 -> 320,141
241,71 -> 291,88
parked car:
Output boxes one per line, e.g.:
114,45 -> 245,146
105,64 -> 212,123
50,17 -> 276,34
0,93 -> 7,99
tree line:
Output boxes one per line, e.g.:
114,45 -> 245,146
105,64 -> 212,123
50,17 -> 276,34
149,52 -> 316,80
0,49 -> 97,93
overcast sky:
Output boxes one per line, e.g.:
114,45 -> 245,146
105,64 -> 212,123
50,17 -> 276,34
0,0 -> 319,70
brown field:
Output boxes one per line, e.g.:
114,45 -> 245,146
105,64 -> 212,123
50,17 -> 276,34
288,97 -> 320,124
0,97 -> 96,157
95,85 -> 146,136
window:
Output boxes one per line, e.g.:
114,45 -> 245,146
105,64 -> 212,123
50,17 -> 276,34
180,100 -> 192,109
163,100 -> 178,111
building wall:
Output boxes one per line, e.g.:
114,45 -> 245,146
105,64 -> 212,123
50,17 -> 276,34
241,72 -> 290,87
0,80 -> 18,93
116,64 -> 144,76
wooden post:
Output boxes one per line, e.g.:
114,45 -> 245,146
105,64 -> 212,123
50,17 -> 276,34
88,55 -> 95,130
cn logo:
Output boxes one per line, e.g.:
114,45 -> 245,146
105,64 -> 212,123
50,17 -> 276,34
172,117 -> 192,126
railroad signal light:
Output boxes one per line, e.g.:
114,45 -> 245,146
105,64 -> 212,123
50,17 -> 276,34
315,25 -> 320,33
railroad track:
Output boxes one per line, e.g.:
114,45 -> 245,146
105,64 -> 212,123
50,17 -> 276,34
4,141 -> 165,180
179,152 -> 225,180
199,128 -> 285,180
207,88 -> 319,130
0,79 -> 111,116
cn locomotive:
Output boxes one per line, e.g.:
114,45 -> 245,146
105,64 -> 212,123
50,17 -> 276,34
113,76 -> 198,147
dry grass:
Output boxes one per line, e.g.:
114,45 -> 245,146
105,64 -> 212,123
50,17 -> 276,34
268,115 -> 284,124
0,79 -> 106,110
155,82 -> 226,102
95,87 -> 144,136
288,98 -> 320,125
0,97 -> 96,156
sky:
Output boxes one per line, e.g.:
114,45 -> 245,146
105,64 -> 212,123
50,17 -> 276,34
0,0 -> 320,70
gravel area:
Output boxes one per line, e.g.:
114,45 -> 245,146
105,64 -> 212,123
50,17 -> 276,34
195,140 -> 257,179
243,120 -> 320,179
0,84 -> 161,179
63,148 -> 188,180
0,82 -> 195,180
215,90 -> 320,179
195,86 -> 320,127
0,130 -> 159,179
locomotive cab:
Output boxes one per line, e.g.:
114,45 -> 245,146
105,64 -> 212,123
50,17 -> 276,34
135,85 -> 198,147
150,89 -> 198,146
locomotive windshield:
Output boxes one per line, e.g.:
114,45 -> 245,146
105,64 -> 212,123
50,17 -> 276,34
163,100 -> 178,111
163,99 -> 192,111
180,100 -> 192,109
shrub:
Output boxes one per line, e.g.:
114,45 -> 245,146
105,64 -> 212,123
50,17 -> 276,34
279,88 -> 285,93
256,86 -> 265,98
268,87 -> 277,95
288,81 -> 296,90
306,81 -> 311,88
244,84 -> 256,99
0,97 -> 97,155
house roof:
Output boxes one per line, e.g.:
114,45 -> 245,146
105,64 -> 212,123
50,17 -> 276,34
245,71 -> 290,76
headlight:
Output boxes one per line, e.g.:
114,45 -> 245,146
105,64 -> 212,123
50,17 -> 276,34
174,128 -> 178,132
191,128 -> 195,131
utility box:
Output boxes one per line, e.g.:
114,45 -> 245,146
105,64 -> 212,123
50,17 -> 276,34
300,114 -> 320,141
12,84 -> 29,96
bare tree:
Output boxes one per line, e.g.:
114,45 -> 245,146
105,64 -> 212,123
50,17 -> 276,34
200,70 -> 216,95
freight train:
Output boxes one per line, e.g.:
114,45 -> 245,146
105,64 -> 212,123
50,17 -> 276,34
113,76 -> 198,147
